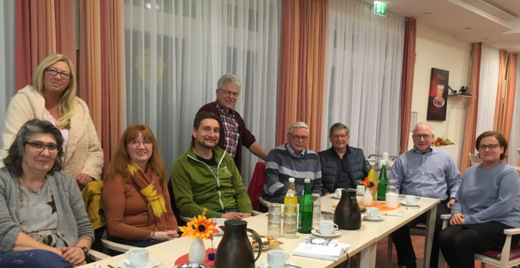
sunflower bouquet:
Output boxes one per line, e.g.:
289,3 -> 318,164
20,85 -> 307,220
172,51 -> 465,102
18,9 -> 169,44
360,177 -> 377,192
180,208 -> 217,240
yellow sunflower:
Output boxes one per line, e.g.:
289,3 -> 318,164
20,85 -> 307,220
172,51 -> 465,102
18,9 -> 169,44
180,208 -> 217,240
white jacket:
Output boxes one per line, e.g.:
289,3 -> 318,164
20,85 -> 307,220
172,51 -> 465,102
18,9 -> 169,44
0,85 -> 104,180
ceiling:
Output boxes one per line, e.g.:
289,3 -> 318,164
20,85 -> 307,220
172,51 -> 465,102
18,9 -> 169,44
360,0 -> 520,52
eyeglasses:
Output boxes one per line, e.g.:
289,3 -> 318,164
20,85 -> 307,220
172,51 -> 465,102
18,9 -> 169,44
220,89 -> 239,97
331,134 -> 348,139
46,68 -> 70,80
412,134 -> 432,139
289,134 -> 309,141
25,141 -> 59,152
478,144 -> 500,150
129,140 -> 152,146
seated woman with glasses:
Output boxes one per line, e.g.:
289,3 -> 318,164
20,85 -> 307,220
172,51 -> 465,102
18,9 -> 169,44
102,124 -> 179,247
0,119 -> 94,268
439,131 -> 520,267
0,54 -> 103,189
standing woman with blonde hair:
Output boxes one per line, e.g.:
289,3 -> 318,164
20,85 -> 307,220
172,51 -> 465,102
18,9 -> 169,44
1,54 -> 103,187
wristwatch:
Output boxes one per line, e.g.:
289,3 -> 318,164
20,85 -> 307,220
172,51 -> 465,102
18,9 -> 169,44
78,246 -> 89,257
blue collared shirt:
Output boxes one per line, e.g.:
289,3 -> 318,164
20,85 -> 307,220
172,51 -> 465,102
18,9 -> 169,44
286,144 -> 307,158
388,146 -> 461,200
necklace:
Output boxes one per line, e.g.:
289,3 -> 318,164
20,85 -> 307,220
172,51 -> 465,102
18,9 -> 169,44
18,178 -> 45,194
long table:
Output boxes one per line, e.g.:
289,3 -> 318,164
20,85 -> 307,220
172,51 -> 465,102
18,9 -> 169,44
80,195 -> 439,268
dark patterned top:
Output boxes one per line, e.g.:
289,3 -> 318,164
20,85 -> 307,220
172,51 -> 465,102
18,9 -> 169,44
217,103 -> 240,158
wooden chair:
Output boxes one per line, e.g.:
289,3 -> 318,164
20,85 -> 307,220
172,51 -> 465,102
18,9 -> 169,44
440,214 -> 520,268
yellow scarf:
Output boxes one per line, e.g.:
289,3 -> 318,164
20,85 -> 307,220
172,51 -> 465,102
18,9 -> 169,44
128,162 -> 168,230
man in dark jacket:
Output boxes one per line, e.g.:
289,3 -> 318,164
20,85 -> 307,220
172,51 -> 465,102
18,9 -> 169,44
318,123 -> 368,195
198,74 -> 267,172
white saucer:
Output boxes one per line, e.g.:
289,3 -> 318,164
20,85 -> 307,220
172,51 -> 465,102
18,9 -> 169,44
363,215 -> 384,221
213,218 -> 227,235
215,218 -> 227,225
332,193 -> 341,199
258,260 -> 296,268
118,258 -> 159,268
400,200 -> 420,207
311,229 -> 341,237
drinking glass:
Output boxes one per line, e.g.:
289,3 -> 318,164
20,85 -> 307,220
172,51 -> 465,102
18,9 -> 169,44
268,203 -> 282,237
312,193 -> 321,229
283,204 -> 297,238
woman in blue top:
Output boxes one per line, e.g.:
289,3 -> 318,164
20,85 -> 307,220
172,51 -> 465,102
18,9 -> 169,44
439,131 -> 520,268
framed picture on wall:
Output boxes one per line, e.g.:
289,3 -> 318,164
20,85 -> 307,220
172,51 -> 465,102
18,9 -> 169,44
427,68 -> 449,121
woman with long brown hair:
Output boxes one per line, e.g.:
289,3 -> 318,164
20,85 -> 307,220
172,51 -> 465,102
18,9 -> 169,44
102,124 -> 178,247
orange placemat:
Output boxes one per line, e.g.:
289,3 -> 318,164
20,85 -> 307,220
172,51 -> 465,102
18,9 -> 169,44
358,201 -> 400,211
174,248 -> 216,267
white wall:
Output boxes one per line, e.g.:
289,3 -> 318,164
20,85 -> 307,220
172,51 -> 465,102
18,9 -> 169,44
408,23 -> 472,167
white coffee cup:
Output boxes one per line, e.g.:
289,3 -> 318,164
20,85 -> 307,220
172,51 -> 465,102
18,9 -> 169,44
125,247 -> 149,267
267,250 -> 289,268
405,195 -> 419,206
319,221 -> 339,235
335,188 -> 345,198
366,207 -> 379,219
356,185 -> 365,195
385,192 -> 399,208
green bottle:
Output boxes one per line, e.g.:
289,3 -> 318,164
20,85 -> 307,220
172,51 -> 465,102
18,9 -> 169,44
298,179 -> 313,233
377,165 -> 388,201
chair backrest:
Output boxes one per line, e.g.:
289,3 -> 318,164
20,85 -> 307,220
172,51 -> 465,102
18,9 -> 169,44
247,162 -> 266,211
100,229 -> 133,254
469,153 -> 482,166
167,178 -> 186,226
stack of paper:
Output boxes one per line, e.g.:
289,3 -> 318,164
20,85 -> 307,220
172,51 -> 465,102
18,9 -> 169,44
292,237 -> 350,261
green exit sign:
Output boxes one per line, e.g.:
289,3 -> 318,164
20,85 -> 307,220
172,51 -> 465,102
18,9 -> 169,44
374,1 -> 386,17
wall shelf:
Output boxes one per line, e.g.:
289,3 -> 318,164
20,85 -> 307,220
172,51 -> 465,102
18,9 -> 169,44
448,94 -> 474,99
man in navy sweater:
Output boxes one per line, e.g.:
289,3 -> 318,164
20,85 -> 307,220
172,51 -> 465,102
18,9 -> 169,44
318,123 -> 368,195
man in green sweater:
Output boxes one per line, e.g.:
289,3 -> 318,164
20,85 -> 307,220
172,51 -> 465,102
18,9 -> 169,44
171,111 -> 252,219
